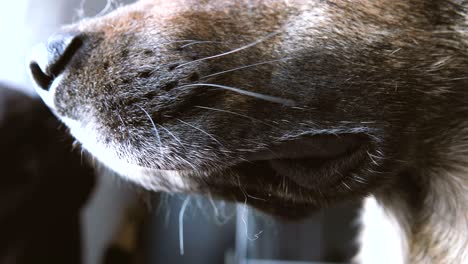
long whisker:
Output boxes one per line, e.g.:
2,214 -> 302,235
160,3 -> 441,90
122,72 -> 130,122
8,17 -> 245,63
200,57 -> 293,80
178,83 -> 296,106
179,196 -> 191,255
76,0 -> 87,19
158,124 -> 187,150
207,192 -> 235,225
194,106 -> 276,128
177,119 -> 223,146
97,0 -> 116,17
175,31 -> 281,69
179,40 -> 224,49
138,106 -> 163,155
237,175 -> 264,241
159,40 -> 203,47
158,124 -> 197,170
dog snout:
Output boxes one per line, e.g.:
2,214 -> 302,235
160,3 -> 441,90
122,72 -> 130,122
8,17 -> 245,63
29,32 -> 83,91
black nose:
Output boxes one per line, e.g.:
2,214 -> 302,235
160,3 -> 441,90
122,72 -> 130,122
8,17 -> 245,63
30,32 -> 83,91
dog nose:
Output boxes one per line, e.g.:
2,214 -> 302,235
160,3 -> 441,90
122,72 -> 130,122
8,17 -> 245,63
29,32 -> 83,91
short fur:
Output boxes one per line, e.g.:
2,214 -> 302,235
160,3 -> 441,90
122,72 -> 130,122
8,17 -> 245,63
29,1 -> 467,263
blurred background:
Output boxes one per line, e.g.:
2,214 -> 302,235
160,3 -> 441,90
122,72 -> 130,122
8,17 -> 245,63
0,1 -> 360,263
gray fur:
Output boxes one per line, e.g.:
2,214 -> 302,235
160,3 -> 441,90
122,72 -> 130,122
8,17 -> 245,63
29,0 -> 468,263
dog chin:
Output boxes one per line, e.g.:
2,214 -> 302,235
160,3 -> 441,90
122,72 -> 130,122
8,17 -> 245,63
189,134 -> 375,220
59,116 -> 184,191
63,114 -> 375,218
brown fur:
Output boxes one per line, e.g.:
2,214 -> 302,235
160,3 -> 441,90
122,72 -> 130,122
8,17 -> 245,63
29,1 -> 468,263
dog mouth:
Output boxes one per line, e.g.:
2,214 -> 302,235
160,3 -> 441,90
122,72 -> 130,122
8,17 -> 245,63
199,133 -> 372,218
243,133 -> 369,189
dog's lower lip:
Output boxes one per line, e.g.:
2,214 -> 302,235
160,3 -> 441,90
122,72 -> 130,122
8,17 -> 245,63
241,133 -> 370,189
244,133 -> 368,161
201,137 -> 370,218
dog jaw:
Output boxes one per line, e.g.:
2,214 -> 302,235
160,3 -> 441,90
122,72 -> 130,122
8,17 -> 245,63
28,0 -> 468,262
61,115 -> 192,192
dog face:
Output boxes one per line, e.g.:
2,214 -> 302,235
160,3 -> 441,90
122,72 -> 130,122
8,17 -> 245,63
29,0 -> 467,218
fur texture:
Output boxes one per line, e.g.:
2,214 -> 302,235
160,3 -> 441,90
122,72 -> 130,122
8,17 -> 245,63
29,0 -> 467,263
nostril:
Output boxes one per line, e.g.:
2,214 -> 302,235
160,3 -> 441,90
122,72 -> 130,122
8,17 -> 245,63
29,32 -> 84,91
46,33 -> 83,78
29,62 -> 53,90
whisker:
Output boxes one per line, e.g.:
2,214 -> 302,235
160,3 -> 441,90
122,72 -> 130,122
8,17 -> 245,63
207,193 -> 231,225
159,40 -> 203,46
116,112 -> 125,126
194,106 -> 276,128
177,119 -> 223,146
158,124 -> 187,150
236,174 -> 267,202
176,31 -> 281,69
237,176 -> 263,241
179,196 -> 191,255
342,181 -> 352,190
367,151 -> 380,166
207,193 -> 220,219
157,124 -> 197,170
179,40 -> 224,49
352,174 -> 367,184
200,57 -> 292,80
76,0 -> 87,19
178,83 -> 296,106
245,193 -> 267,202
97,0 -> 116,17
138,106 -> 163,155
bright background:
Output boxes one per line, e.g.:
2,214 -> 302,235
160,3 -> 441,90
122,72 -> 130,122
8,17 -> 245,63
0,1 -> 139,264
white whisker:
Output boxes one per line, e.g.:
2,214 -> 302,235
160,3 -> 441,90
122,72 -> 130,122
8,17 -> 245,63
246,193 -> 267,202
177,119 -> 223,145
208,193 -> 234,225
157,124 -> 197,170
208,193 -> 220,219
353,174 -> 367,184
179,196 -> 191,255
160,40 -> 201,46
200,57 -> 292,80
240,202 -> 263,241
116,112 -> 125,127
179,40 -> 224,49
158,124 -> 186,150
194,106 -> 276,128
367,151 -> 380,166
342,181 -> 352,190
138,106 -> 163,155
179,83 -> 296,106
176,31 -> 281,69
97,0 -> 116,17
76,0 -> 87,18
237,176 -> 263,241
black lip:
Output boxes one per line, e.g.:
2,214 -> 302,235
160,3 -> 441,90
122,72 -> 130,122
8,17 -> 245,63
199,133 -> 371,219
201,160 -> 322,219
245,133 -> 367,161
30,63 -> 54,90
242,133 -> 369,189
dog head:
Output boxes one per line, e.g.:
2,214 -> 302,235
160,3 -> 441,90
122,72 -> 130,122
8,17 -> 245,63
29,0 -> 467,218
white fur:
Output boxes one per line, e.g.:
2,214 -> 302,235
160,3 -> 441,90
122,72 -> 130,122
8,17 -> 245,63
61,116 -> 189,192
356,196 -> 406,264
